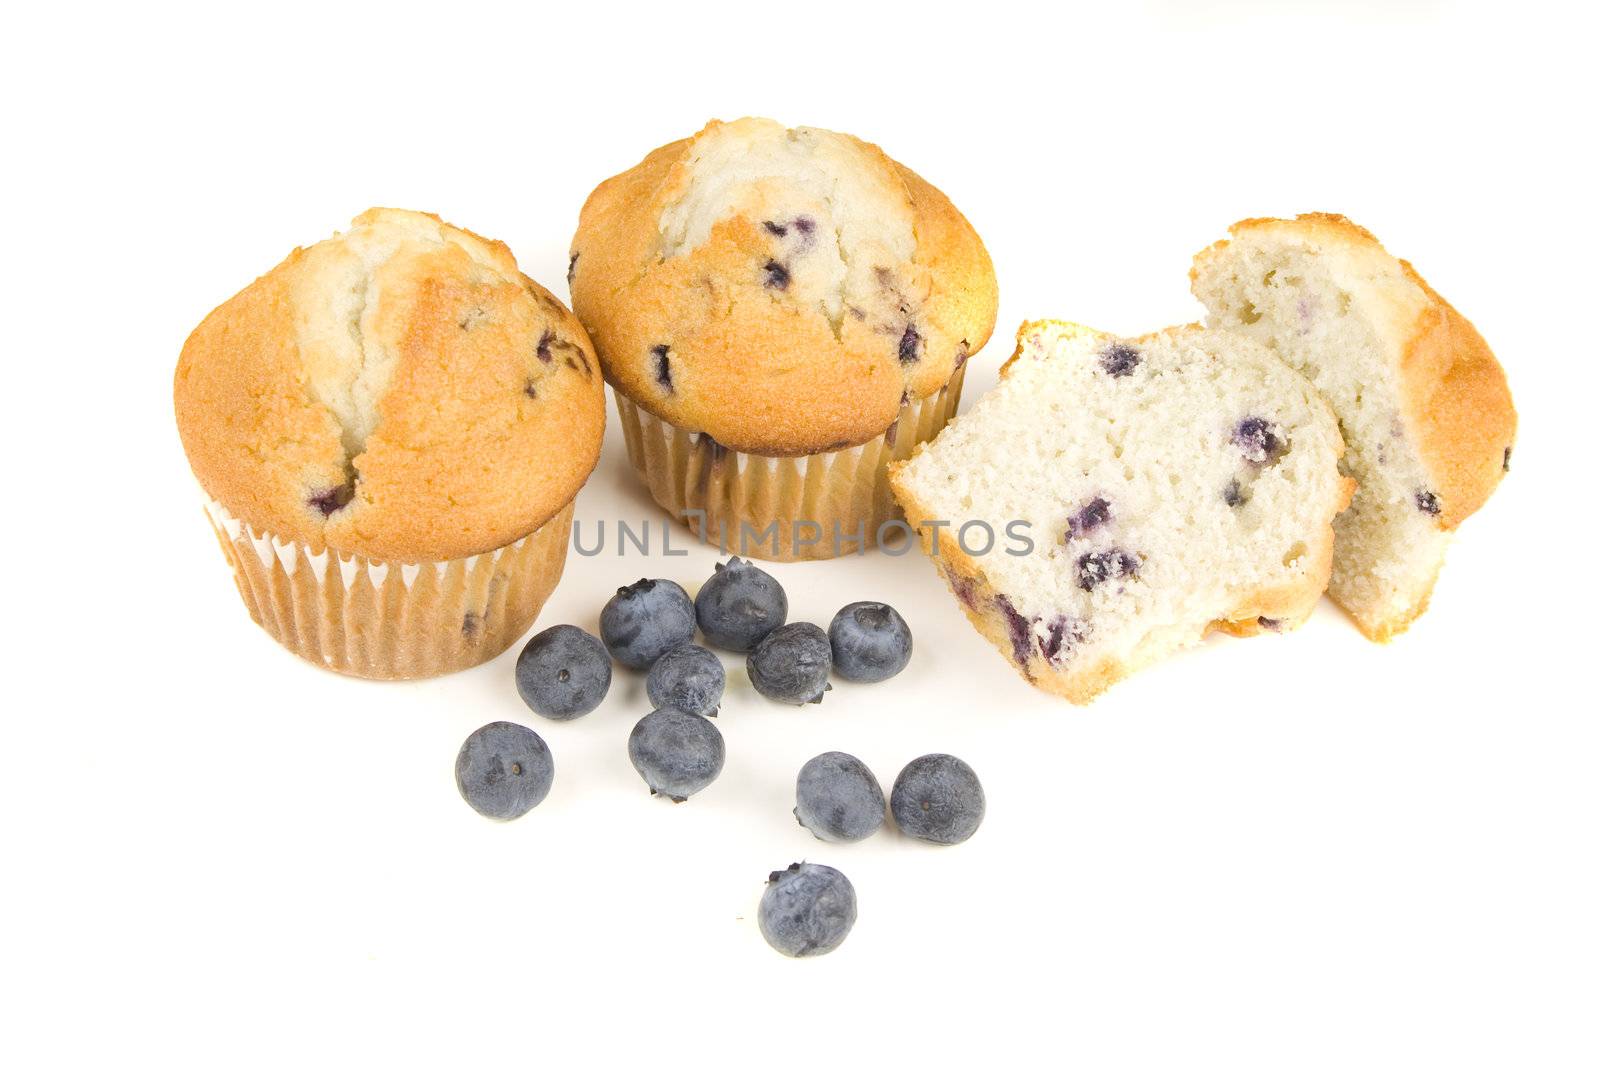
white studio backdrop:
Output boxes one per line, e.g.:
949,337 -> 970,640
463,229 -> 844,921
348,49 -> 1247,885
4,2 -> 1597,1064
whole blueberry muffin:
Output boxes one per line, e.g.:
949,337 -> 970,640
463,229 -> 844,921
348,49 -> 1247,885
891,322 -> 1352,704
569,117 -> 997,561
1192,214 -> 1516,640
174,208 -> 605,678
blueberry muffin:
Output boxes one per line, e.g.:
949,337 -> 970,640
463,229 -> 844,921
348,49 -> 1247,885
891,322 -> 1353,704
569,118 -> 997,561
1191,214 -> 1516,640
174,208 -> 605,678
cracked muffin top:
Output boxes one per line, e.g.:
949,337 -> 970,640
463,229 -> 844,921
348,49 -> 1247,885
568,118 -> 998,456
175,208 -> 605,562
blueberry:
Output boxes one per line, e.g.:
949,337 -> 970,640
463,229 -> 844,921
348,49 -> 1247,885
1223,479 -> 1246,507
455,721 -> 554,820
747,622 -> 832,704
627,707 -> 725,802
828,602 -> 912,683
1076,548 -> 1139,591
651,344 -> 672,391
307,482 -> 353,516
794,752 -> 885,843
1065,496 -> 1112,541
646,643 -> 725,717
600,578 -> 696,670
1232,417 -> 1285,463
536,329 -> 554,363
515,624 -> 611,721
758,862 -> 857,958
695,557 -> 788,652
1038,614 -> 1084,663
898,324 -> 922,363
1415,489 -> 1442,516
994,594 -> 1034,667
1503,446 -> 1512,473
1098,342 -> 1141,377
890,753 -> 985,844
763,260 -> 790,290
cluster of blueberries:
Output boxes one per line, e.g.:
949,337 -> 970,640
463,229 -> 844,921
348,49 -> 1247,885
452,556 -> 984,958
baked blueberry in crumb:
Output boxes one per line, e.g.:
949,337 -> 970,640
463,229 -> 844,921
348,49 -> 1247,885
1099,342 -> 1141,377
1257,616 -> 1284,632
1065,497 -> 1112,541
1039,614 -> 1084,663
1503,446 -> 1512,472
1076,548 -> 1139,591
651,344 -> 673,391
1223,480 -> 1246,507
994,595 -> 1033,666
954,339 -> 971,370
308,482 -> 354,516
763,260 -> 790,290
1232,417 -> 1285,463
567,251 -> 578,284
1415,489 -> 1442,516
899,325 -> 922,363
536,329 -> 554,363
523,380 -> 537,399
763,220 -> 787,237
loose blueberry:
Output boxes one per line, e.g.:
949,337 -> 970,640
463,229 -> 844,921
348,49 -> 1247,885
748,622 -> 833,704
515,624 -> 612,721
627,707 -> 725,802
758,862 -> 857,958
763,260 -> 790,290
1415,489 -> 1442,516
794,752 -> 885,843
827,602 -> 912,683
1232,417 -> 1285,463
1099,342 -> 1141,377
651,344 -> 673,391
1065,496 -> 1112,541
600,578 -> 696,670
1076,548 -> 1139,591
455,721 -> 554,820
890,754 -> 985,845
695,557 -> 788,652
646,643 -> 725,717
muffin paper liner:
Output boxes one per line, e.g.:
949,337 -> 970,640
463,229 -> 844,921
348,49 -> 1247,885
201,497 -> 574,679
615,364 -> 965,562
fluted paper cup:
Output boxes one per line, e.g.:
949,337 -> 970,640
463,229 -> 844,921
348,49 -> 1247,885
615,365 -> 965,562
200,497 -> 574,679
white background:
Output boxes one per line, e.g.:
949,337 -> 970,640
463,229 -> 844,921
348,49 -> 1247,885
6,2 -> 1597,1063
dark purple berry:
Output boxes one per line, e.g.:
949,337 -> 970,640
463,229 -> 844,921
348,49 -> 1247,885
1503,447 -> 1512,473
308,482 -> 354,516
1076,549 -> 1139,591
567,252 -> 578,284
1098,342 -> 1141,377
1065,497 -> 1112,541
793,216 -> 815,236
994,595 -> 1033,666
1223,480 -> 1246,507
1257,616 -> 1284,632
763,260 -> 790,290
536,329 -> 554,363
898,324 -> 922,363
652,344 -> 672,391
1038,614 -> 1084,663
1416,490 -> 1441,516
1232,417 -> 1285,463
763,220 -> 787,237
